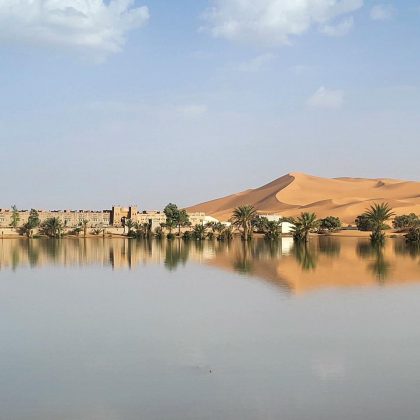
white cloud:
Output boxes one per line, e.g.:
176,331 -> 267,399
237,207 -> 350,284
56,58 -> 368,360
203,0 -> 363,45
370,4 -> 396,21
320,17 -> 354,37
236,53 -> 276,72
306,86 -> 344,109
0,0 -> 149,59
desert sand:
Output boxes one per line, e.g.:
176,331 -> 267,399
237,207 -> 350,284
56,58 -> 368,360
188,172 -> 420,224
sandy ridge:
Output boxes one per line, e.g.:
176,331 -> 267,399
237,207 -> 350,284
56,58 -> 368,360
187,172 -> 420,223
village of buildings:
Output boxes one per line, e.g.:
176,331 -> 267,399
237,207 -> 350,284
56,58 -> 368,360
0,205 -> 293,236
0,206 -> 206,231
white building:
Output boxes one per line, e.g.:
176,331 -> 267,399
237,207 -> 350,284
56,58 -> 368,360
258,214 -> 294,234
203,215 -> 231,227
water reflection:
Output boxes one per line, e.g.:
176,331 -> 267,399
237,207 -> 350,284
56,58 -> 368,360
1,237 -> 419,294
292,243 -> 318,271
394,240 -> 420,259
357,242 -> 392,283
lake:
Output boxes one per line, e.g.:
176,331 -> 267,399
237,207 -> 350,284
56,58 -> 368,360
1,237 -> 420,420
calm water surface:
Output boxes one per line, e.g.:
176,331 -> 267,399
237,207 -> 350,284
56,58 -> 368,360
1,237 -> 420,420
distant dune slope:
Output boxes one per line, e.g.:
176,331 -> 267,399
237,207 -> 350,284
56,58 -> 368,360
187,172 -> 420,224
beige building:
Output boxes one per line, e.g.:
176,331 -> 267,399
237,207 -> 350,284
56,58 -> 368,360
0,208 -> 111,228
110,206 -> 138,226
136,211 -> 167,230
0,206 -> 212,230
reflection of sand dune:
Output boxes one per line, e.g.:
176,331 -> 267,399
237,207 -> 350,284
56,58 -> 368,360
206,238 -> 420,295
277,240 -> 420,294
1,238 -> 419,295
188,172 -> 420,224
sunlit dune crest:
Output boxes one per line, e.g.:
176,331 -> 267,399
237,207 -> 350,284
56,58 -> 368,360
188,172 -> 420,224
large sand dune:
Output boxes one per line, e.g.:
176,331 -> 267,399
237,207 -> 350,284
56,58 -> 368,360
187,172 -> 420,224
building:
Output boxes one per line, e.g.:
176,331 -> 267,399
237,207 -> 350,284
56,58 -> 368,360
110,206 -> 138,227
136,211 -> 167,230
0,206 -> 214,231
258,214 -> 294,234
0,208 -> 111,228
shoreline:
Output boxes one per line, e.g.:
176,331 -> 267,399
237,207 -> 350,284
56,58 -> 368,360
0,231 -> 407,240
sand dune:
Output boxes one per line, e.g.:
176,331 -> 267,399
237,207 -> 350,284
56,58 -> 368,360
188,172 -> 420,224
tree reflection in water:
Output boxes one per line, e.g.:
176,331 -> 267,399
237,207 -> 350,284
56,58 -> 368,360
394,240 -> 420,261
1,237 -> 420,293
318,236 -> 341,257
357,241 -> 391,283
233,241 -> 254,275
291,242 -> 318,271
164,240 -> 191,271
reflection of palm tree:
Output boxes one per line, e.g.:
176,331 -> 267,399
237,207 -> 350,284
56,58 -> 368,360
164,240 -> 190,271
356,242 -> 373,259
356,241 -> 391,283
11,246 -> 20,271
266,240 -> 281,258
193,239 -> 204,254
292,242 -> 318,271
394,240 -> 420,260
318,237 -> 341,257
27,240 -> 40,267
127,239 -> 133,269
233,242 -> 253,274
369,254 -> 391,283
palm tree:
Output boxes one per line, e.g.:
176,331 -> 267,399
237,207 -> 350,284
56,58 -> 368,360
22,209 -> 40,238
363,203 -> 395,243
131,222 -> 152,239
405,226 -> 420,244
214,222 -> 226,240
80,219 -> 89,238
192,224 -> 206,240
72,226 -> 83,236
253,216 -> 269,233
230,205 -> 257,241
205,221 -> 217,239
154,226 -> 164,239
39,217 -> 64,238
291,212 -> 319,242
165,219 -> 177,239
9,205 -> 20,229
125,219 -> 135,236
264,220 -> 282,241
91,228 -> 104,236
223,226 -> 234,241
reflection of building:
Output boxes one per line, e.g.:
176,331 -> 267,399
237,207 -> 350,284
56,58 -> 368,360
1,238 -> 420,294
281,237 -> 294,254
0,206 -> 214,229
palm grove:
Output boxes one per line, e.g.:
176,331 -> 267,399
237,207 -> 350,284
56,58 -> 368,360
4,202 -> 420,245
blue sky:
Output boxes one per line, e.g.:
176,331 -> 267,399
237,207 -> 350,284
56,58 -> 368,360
1,0 -> 419,210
